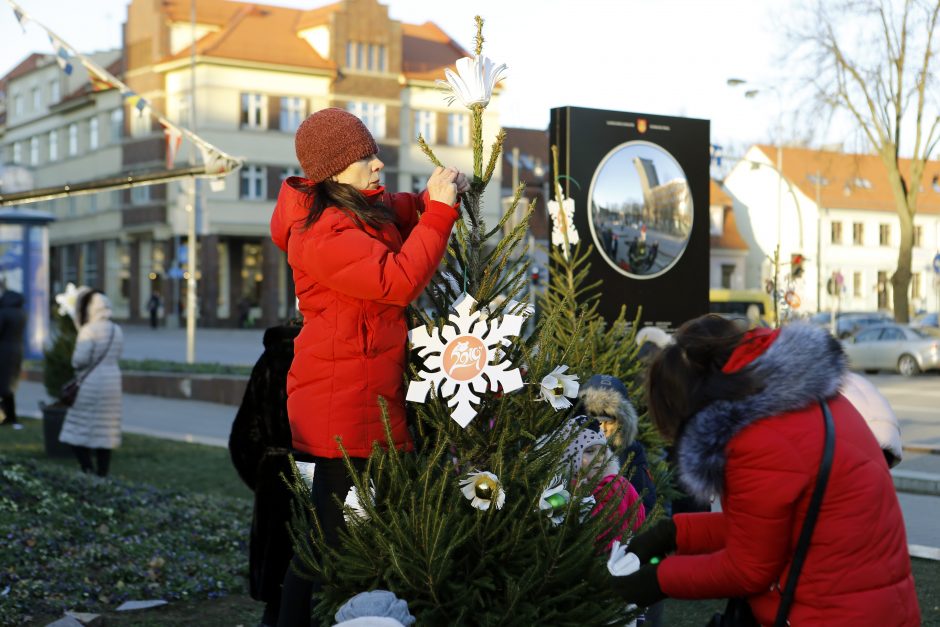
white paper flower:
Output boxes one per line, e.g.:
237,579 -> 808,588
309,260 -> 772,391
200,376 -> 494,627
547,196 -> 579,248
55,282 -> 82,320
539,365 -> 580,410
607,540 -> 641,576
538,482 -> 571,525
343,481 -> 376,524
436,54 -> 507,109
460,470 -> 505,511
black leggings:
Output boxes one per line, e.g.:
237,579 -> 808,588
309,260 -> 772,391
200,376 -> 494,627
71,446 -> 112,477
0,392 -> 16,423
277,456 -> 367,627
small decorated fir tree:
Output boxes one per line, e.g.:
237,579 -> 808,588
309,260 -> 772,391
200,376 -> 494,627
287,18 -> 667,625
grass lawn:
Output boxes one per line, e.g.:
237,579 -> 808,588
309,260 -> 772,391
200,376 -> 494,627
2,418 -> 937,626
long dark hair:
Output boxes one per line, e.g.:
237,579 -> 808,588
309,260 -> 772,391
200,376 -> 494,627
646,314 -> 764,441
77,288 -> 104,327
299,178 -> 394,230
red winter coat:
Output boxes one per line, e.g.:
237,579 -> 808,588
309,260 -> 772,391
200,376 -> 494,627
659,324 -> 919,626
270,178 -> 458,457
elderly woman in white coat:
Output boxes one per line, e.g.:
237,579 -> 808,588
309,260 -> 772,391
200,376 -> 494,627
59,288 -> 124,476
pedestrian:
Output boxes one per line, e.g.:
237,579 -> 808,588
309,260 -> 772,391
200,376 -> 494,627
58,288 -> 124,477
840,371 -> 903,468
146,292 -> 162,329
268,107 -> 467,627
610,315 -> 920,626
228,322 -> 301,627
0,278 -> 27,430
561,415 -> 646,550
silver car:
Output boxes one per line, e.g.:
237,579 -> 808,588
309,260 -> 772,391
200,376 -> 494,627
842,323 -> 940,376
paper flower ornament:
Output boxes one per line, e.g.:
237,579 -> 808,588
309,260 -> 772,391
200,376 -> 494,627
539,365 -> 580,410
343,481 -> 376,524
539,482 -> 571,525
607,540 -> 641,576
55,282 -> 82,320
460,470 -> 505,511
437,54 -> 507,109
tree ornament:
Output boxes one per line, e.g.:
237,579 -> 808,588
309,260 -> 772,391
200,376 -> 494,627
460,470 -> 505,511
539,482 -> 571,525
436,54 -> 507,109
407,293 -> 525,427
54,282 -> 83,321
547,196 -> 579,250
539,365 -> 580,410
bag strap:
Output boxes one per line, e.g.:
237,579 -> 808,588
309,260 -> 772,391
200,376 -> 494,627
76,323 -> 116,385
773,398 -> 836,627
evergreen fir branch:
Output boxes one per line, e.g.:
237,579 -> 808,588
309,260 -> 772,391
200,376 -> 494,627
483,181 -> 526,240
473,15 -> 484,56
417,134 -> 443,168
483,128 -> 507,185
471,104 -> 484,182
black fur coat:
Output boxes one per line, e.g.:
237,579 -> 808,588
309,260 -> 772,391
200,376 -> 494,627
229,324 -> 300,603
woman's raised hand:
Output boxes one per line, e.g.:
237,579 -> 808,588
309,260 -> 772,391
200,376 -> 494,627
427,166 -> 459,205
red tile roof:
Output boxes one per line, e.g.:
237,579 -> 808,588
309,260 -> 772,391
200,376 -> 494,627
711,206 -> 748,251
755,144 -> 940,215
1,53 -> 50,84
400,21 -> 468,80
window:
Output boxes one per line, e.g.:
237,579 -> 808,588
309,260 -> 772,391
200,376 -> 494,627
346,41 -> 354,67
914,225 -> 923,247
854,328 -> 881,343
879,223 -> 890,246
32,86 -> 41,110
357,42 -> 364,69
29,137 -> 39,165
280,166 -> 302,182
83,242 -> 99,286
852,177 -> 873,189
13,141 -> 22,164
176,95 -> 191,128
48,130 -> 57,160
280,97 -> 305,133
346,41 -> 387,70
881,327 -> 904,341
240,93 -> 267,129
912,273 -> 922,300
367,43 -> 375,71
131,185 -> 151,205
240,165 -> 266,199
49,79 -> 60,104
130,108 -> 150,136
414,110 -> 436,142
447,113 -> 470,146
830,221 -> 842,244
852,222 -> 864,245
720,264 -> 735,289
110,109 -> 123,143
89,117 -> 99,150
853,271 -> 862,297
377,45 -> 387,71
346,102 -> 385,139
68,123 -> 78,155
13,94 -> 23,116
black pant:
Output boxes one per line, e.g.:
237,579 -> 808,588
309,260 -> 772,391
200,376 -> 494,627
71,446 -> 112,477
0,392 -> 16,424
277,455 -> 367,627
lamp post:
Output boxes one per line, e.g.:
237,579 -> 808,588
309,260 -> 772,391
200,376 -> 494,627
727,78 -> 790,325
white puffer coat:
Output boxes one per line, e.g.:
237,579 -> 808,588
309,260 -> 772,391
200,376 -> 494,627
59,293 -> 124,449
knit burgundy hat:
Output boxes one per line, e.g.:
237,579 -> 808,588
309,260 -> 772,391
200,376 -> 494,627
294,108 -> 379,183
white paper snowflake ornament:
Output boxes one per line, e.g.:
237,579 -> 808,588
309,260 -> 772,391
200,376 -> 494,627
547,196 -> 579,256
406,293 -> 525,428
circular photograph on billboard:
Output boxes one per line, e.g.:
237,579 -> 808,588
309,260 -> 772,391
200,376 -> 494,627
588,141 -> 693,279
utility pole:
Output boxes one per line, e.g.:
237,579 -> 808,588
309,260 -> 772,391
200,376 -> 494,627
186,0 -> 197,363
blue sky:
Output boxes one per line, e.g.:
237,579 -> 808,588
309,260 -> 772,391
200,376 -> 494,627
1,0 -> 806,153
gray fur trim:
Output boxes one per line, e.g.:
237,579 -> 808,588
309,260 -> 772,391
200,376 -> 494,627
580,387 -> 639,444
676,323 -> 846,500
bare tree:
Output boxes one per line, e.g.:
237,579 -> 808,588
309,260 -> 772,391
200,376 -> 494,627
792,0 -> 940,321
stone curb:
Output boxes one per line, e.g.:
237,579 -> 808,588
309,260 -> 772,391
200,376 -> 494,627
892,469 -> 940,497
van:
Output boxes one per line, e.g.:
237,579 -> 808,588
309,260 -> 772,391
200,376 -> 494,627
709,288 -> 775,327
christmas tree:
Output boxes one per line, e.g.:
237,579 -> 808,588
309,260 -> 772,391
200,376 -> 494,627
287,18 -> 667,625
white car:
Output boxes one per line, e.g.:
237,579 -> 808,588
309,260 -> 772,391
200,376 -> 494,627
842,324 -> 940,376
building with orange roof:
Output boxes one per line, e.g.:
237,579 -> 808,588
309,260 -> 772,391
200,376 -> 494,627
1,0 -> 502,327
724,144 -> 940,316
709,178 -> 749,290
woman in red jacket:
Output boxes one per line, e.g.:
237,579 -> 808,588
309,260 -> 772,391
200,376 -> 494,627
270,108 -> 466,626
611,315 -> 919,626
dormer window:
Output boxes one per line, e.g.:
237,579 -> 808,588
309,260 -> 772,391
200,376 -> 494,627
346,41 -> 387,72
851,177 -> 872,189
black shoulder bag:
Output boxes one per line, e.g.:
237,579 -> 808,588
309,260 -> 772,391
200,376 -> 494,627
707,399 -> 836,627
60,324 -> 116,407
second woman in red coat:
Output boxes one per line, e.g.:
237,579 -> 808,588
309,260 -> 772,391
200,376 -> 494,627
270,108 -> 467,627
611,315 -> 919,626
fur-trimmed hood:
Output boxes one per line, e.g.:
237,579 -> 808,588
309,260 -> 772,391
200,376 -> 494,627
677,323 -> 846,500
578,375 -> 639,446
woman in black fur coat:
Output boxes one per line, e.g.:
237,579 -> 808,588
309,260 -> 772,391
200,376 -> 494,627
229,323 -> 301,627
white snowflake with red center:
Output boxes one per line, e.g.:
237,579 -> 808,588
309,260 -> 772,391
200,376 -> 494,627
406,293 -> 526,427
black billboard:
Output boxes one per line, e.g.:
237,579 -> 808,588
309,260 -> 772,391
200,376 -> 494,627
550,106 -> 710,331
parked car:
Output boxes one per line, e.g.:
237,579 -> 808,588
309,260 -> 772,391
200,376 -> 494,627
811,311 -> 893,338
910,312 -> 940,337
842,323 -> 940,376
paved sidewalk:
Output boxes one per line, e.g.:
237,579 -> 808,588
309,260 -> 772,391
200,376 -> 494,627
119,324 -> 266,366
